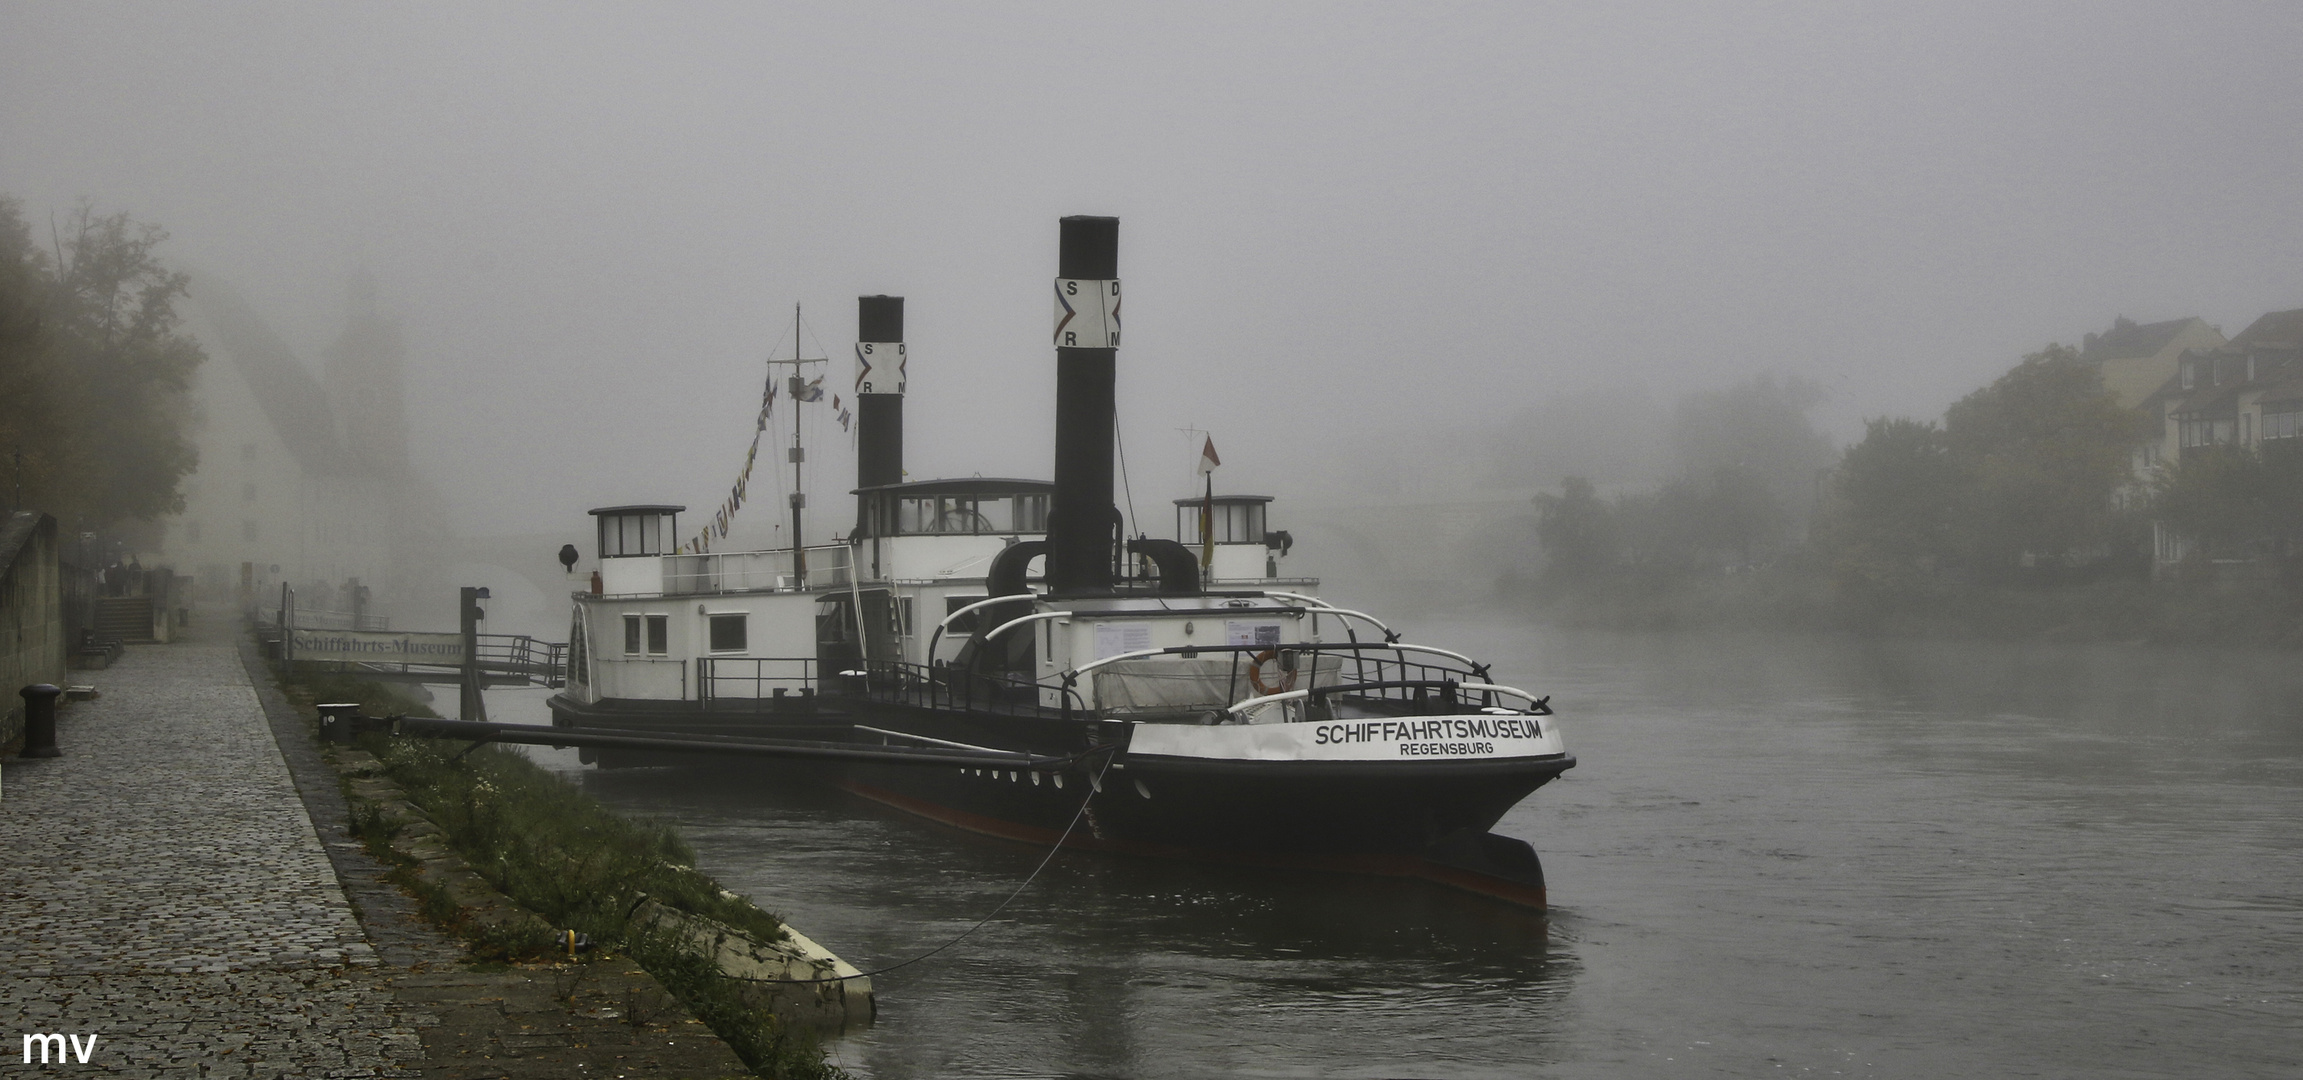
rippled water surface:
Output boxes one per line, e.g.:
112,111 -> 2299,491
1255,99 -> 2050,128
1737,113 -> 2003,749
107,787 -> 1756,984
501,621 -> 2303,1078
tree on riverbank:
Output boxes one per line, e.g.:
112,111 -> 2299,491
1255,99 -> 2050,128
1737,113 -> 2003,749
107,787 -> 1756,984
1526,374 -> 1827,597
2155,441 -> 2303,567
0,195 -> 204,535
1939,344 -> 2154,575
1821,417 -> 1958,597
1523,345 -> 2303,642
1669,372 -> 1834,532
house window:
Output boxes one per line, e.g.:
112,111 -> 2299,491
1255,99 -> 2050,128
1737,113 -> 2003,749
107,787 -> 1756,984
2177,415 -> 2235,449
623,614 -> 642,655
646,614 -> 668,654
708,613 -> 747,652
2181,362 -> 2195,390
2265,409 -> 2302,442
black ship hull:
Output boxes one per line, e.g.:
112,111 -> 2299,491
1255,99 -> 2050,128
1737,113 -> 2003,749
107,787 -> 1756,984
548,691 -> 1573,908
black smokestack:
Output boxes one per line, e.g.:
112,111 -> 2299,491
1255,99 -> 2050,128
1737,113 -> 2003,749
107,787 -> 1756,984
1046,216 -> 1120,594
854,296 -> 904,509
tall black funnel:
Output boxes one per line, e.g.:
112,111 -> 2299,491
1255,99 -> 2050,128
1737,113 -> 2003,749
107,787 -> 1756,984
1046,216 -> 1120,593
855,296 -> 905,523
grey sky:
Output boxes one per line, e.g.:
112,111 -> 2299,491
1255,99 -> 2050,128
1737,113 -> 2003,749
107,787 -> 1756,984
5,1 -> 2299,537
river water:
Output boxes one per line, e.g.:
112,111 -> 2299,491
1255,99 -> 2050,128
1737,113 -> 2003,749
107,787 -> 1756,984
496,620 -> 2303,1078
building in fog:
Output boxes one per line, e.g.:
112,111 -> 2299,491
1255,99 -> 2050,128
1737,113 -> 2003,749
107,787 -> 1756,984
2145,308 -> 2303,463
161,271 -> 445,622
2078,315 -> 2227,494
2139,306 -> 2303,570
2079,314 -> 2226,411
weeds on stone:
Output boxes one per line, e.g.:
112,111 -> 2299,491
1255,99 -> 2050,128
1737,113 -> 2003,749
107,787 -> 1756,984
358,734 -> 788,946
626,922 -> 841,1080
281,663 -> 845,1079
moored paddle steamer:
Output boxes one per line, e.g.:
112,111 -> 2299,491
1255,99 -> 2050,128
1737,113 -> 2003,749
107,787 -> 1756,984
547,217 -> 1574,906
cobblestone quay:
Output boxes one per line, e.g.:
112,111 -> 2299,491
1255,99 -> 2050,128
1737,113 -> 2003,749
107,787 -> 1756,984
2,627 -> 754,1079
0,637 -> 422,1076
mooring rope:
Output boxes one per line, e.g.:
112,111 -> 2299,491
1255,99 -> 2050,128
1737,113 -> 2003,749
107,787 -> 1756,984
721,749 -> 1116,985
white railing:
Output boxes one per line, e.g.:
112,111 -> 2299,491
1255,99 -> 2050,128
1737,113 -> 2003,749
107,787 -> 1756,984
660,544 -> 854,596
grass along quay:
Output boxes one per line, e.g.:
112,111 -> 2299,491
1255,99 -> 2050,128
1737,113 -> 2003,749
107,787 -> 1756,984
273,663 -> 858,1080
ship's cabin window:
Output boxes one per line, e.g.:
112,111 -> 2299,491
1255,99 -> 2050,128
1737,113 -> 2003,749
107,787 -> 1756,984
944,594 -> 988,633
592,506 -> 683,558
816,597 -> 857,644
621,614 -> 670,655
708,613 -> 748,653
1176,498 -> 1268,545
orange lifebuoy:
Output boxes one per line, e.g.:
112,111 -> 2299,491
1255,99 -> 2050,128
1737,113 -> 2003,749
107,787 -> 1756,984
1248,649 -> 1298,695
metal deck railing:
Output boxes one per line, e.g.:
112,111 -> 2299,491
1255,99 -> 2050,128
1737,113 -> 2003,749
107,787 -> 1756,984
862,659 -> 1089,721
695,656 -> 822,709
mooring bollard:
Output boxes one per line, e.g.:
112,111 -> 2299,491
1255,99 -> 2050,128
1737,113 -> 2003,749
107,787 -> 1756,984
19,683 -> 63,758
315,702 -> 362,744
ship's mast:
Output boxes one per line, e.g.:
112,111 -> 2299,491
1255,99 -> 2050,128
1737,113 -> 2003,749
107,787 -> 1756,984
766,302 -> 828,584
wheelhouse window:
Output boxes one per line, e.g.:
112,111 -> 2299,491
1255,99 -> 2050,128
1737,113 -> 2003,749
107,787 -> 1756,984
708,613 -> 748,652
885,493 -> 1049,535
1177,501 -> 1266,545
623,614 -> 642,655
609,515 -> 662,555
646,614 -> 669,654
593,507 -> 681,558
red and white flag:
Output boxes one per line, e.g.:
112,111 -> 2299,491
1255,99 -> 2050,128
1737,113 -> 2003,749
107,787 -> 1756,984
1196,436 -> 1221,475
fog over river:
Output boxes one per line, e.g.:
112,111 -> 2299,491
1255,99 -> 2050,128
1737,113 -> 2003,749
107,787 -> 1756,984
499,619 -> 2303,1078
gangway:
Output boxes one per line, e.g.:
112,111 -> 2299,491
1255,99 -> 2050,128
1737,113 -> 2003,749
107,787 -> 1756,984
261,586 -> 569,727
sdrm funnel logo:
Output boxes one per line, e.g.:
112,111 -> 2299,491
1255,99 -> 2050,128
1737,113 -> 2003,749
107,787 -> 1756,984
21,1033 -> 99,1064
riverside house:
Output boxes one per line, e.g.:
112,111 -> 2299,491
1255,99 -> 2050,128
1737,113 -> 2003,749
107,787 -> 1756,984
2141,307 -> 2303,570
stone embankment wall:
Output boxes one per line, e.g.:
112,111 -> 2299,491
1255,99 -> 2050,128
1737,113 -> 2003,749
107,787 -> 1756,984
633,898 -> 875,1028
0,511 -> 65,756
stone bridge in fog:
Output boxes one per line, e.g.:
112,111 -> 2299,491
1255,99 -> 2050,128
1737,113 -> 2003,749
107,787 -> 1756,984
434,532 -> 593,635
